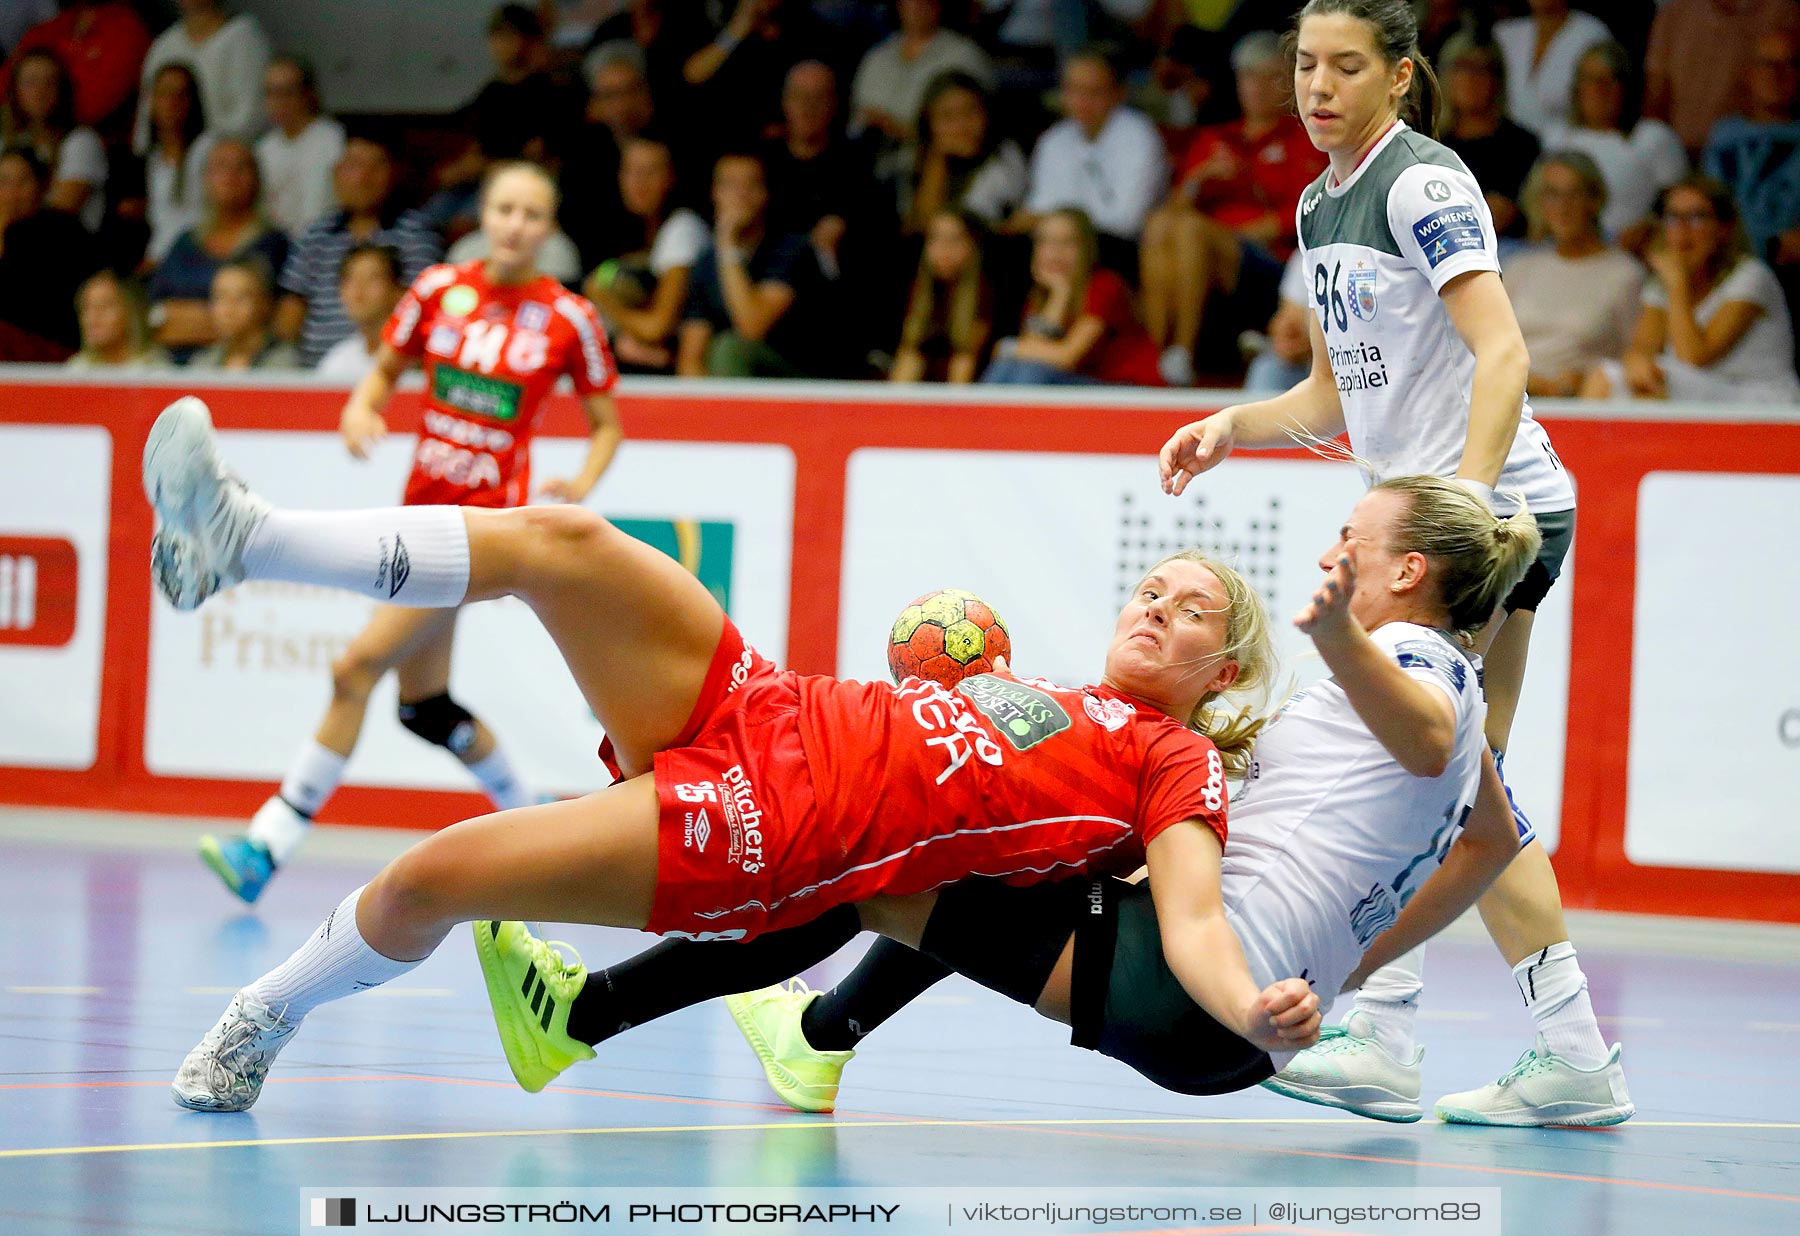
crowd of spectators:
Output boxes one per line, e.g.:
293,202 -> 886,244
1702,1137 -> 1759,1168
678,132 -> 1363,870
0,0 -> 1795,408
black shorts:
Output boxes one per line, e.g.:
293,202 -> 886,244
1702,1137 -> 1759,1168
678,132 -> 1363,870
1504,506 -> 1575,614
1070,878 -> 1274,1096
922,877 -> 1273,1095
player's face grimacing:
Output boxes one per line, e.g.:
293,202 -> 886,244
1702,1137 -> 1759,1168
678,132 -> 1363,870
1319,488 -> 1416,629
1103,558 -> 1241,721
480,169 -> 556,279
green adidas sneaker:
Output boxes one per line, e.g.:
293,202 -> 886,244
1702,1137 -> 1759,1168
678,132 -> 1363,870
724,981 -> 854,1114
472,920 -> 596,1092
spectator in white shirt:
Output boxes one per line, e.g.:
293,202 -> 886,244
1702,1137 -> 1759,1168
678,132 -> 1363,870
255,55 -> 343,237
134,62 -> 211,265
2,49 -> 106,231
1582,175 -> 1800,405
313,242 -> 402,381
1494,1 -> 1612,138
1541,40 -> 1687,246
584,136 -> 708,372
1009,47 -> 1167,275
849,0 -> 992,143
132,0 -> 270,155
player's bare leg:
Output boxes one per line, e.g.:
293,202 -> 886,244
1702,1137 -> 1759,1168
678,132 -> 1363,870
175,775 -> 664,1110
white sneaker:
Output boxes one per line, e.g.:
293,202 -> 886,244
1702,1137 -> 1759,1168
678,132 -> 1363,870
1159,344 -> 1196,387
172,990 -> 300,1111
142,396 -> 268,609
1260,1009 -> 1424,1122
1435,1035 -> 1634,1127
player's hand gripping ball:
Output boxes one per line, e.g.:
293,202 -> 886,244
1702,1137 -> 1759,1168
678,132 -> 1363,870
887,589 -> 1011,688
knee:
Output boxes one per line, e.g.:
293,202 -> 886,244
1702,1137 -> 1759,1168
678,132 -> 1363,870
329,649 -> 384,703
397,693 -> 478,754
511,503 -> 613,581
363,841 -> 459,938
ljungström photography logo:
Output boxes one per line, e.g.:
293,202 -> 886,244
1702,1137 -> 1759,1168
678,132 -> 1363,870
311,1197 -> 355,1227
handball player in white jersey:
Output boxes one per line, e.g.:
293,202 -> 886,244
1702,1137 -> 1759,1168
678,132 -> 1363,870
1158,0 -> 1630,1126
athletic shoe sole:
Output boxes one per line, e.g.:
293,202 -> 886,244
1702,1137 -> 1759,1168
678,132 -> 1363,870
1260,1075 -> 1423,1123
723,992 -> 835,1114
1436,1101 -> 1636,1128
142,396 -> 216,538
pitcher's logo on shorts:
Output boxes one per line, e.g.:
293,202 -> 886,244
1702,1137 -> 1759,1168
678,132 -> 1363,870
721,764 -> 766,873
0,535 -> 77,648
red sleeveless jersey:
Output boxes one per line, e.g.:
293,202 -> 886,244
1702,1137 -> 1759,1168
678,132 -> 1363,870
383,260 -> 617,508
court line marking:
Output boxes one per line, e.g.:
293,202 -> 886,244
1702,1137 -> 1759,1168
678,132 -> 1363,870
5,987 -> 103,995
7,1110 -> 1800,1207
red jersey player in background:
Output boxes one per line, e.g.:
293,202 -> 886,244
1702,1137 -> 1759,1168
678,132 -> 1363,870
198,161 -> 622,905
140,400 -> 1320,1110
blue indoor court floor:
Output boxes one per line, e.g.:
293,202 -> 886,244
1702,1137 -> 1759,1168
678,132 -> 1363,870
2,807 -> 1798,1236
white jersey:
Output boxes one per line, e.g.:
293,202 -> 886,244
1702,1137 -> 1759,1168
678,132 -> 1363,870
1295,123 -> 1575,513
1222,622 -> 1487,1061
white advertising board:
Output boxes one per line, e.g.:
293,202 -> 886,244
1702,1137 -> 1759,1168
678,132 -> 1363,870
146,433 -> 793,798
1628,472 -> 1800,872
840,450 -> 1574,847
0,425 -> 110,769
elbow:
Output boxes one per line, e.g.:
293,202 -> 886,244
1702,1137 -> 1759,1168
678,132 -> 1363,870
1400,734 -> 1455,780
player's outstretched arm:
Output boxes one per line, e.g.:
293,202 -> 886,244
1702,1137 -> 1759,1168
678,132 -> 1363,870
1159,313 -> 1345,496
1340,750 -> 1521,992
1146,822 -> 1321,1054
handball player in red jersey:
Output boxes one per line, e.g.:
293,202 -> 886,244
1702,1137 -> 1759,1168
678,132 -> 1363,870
198,161 -> 623,906
141,397 -> 1320,1109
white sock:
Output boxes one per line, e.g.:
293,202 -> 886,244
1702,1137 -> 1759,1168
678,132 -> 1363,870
1514,941 -> 1609,1068
241,506 -> 470,607
1352,946 -> 1424,1059
278,740 -> 348,818
247,796 -> 311,866
247,885 -> 422,1020
466,747 -> 530,810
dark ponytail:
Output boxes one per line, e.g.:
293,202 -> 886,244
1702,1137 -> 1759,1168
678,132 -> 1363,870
1288,0 -> 1441,139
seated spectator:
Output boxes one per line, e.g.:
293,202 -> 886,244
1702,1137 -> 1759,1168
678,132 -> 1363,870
1132,26 -> 1230,135
3,49 -> 106,230
314,242 -> 403,381
66,268 -> 171,369
255,55 -> 344,237
1705,31 -> 1800,262
560,42 -> 675,270
0,146 -> 95,356
426,5 -> 579,236
883,71 -> 1028,235
1139,31 -> 1323,386
583,136 -> 706,372
890,207 -> 993,382
186,256 -> 298,369
0,1 -> 150,138
1505,151 -> 1645,397
762,60 -> 882,280
1582,176 -> 1800,404
849,0 -> 992,144
1494,0 -> 1612,138
1646,0 -> 1800,156
132,0 -> 270,155
983,207 -> 1162,387
588,0 -> 711,112
682,0 -> 841,150
1242,253 -> 1312,393
1541,41 -> 1686,245
123,62 -> 210,265
1011,47 -> 1167,276
1441,36 -> 1541,239
277,132 -> 442,367
147,135 -> 288,359
676,150 -> 824,377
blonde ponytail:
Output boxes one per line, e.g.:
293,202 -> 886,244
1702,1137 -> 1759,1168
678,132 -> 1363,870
1372,477 -> 1543,640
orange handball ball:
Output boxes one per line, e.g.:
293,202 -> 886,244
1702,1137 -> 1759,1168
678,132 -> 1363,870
886,588 -> 1012,688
